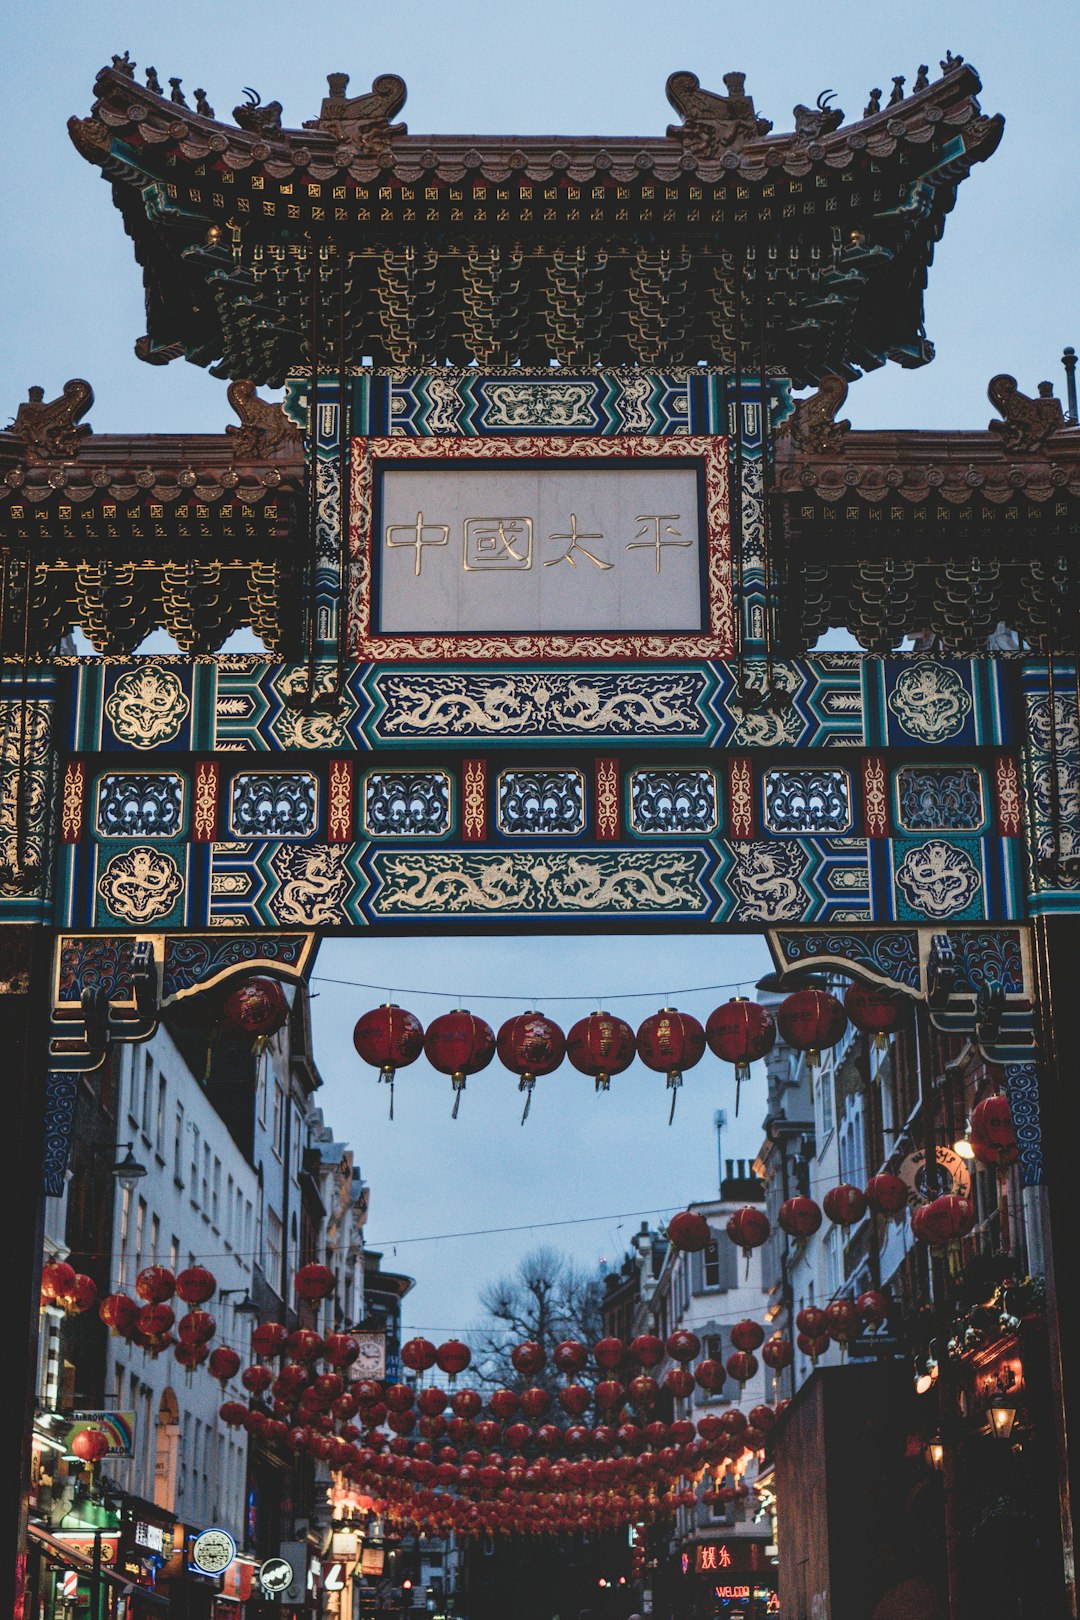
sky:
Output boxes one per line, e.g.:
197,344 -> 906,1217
4,0 -> 1078,1340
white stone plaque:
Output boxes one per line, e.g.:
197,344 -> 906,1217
375,465 -> 704,634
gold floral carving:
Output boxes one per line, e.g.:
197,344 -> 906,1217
193,763 -> 218,841
61,762 -> 85,842
995,755 -> 1022,837
595,760 -> 619,839
98,847 -> 184,924
463,761 -> 486,839
863,756 -> 888,837
328,760 -> 353,842
372,850 -> 704,915
729,758 -> 753,839
105,667 -> 190,749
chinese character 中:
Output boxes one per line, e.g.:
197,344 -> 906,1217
543,513 -> 612,570
463,517 -> 534,571
625,513 -> 689,573
385,511 -> 450,576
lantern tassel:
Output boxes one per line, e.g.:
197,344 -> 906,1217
735,1068 -> 744,1117
388,1073 -> 394,1122
520,1075 -> 534,1126
667,1071 -> 681,1126
451,1077 -> 464,1120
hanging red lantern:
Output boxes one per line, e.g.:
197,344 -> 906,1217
324,1333 -> 360,1369
706,998 -> 777,1115
510,1341 -> 545,1377
664,1367 -> 695,1398
796,1330 -> 830,1363
593,1337 -> 626,1372
489,1389 -> 520,1421
843,982 -> 906,1049
636,1008 -> 706,1121
252,1321 -> 289,1358
425,1011 -> 496,1118
177,1310 -> 216,1346
40,1261 -> 77,1306
285,1329 -> 324,1363
62,1275 -> 98,1316
730,1320 -> 764,1354
666,1210 -> 712,1253
629,1376 -> 660,1410
99,1293 -> 139,1337
777,1197 -> 823,1239
558,1384 -> 592,1417
795,1306 -> 828,1340
694,1359 -> 726,1392
761,1335 -> 793,1371
175,1342 -> 209,1371
220,1401 -> 250,1429
135,1266 -> 175,1304
825,1298 -> 860,1350
856,1291 -> 888,1328
666,1329 -> 701,1364
294,1263 -> 335,1301
71,1427 -> 110,1464
449,1386 -> 482,1417
776,988 -> 848,1073
553,1339 -> 589,1375
401,1336 -> 438,1372
595,1379 -> 625,1413
726,1351 -> 758,1387
566,1011 -> 636,1093
822,1184 -> 868,1227
353,1004 -> 425,1117
175,1266 -> 216,1305
222,975 -> 289,1042
497,1011 -> 566,1123
242,1363 -> 275,1395
865,1173 -> 908,1215
969,1095 -> 1018,1165
137,1302 -> 174,1338
629,1333 -> 665,1368
385,1383 -> 416,1413
436,1339 -> 472,1378
725,1206 -> 770,1264
209,1346 -> 242,1385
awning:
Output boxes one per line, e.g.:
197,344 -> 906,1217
27,1524 -> 128,1590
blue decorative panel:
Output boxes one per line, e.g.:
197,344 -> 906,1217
763,769 -> 851,835
1019,662 -> 1080,915
887,838 -> 994,922
229,772 -> 317,839
711,838 -> 870,924
363,772 -> 451,838
1004,1062 -> 1043,1185
91,842 -> 191,929
95,773 -> 185,839
208,843 -> 368,929
864,659 -> 1014,749
949,931 -> 1026,995
497,771 -> 585,836
628,769 -> 718,835
97,665 -> 193,752
161,935 -> 313,999
895,766 -> 985,832
42,1071 -> 80,1196
374,370 -> 692,437
770,928 -> 922,991
708,655 -> 865,748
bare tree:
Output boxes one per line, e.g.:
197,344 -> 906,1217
472,1245 -> 606,1390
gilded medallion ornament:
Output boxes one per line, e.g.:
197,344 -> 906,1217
98,847 -> 184,923
895,840 -> 981,918
886,663 -> 972,744
105,668 -> 190,749
727,843 -> 808,921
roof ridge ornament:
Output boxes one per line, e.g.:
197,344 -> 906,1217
665,70 -> 772,158
226,380 -> 302,461
792,91 -> 844,145
987,374 -> 1065,454
10,380 -> 93,464
303,72 -> 407,142
233,88 -> 283,136
778,376 -> 851,455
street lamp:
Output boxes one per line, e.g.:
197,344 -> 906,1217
987,1404 -> 1017,1441
219,1288 -> 259,1316
111,1144 -> 147,1193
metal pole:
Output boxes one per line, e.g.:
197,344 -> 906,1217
91,1528 -> 102,1620
1063,346 -> 1078,425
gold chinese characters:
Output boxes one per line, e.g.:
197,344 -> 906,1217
385,512 -> 690,575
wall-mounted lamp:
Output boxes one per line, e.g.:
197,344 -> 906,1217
926,1440 -> 944,1471
111,1144 -> 148,1194
953,1134 -> 975,1162
219,1289 -> 259,1317
988,1404 -> 1017,1441
915,1359 -> 939,1396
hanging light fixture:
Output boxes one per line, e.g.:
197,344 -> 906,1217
111,1143 -> 148,1193
987,1404 -> 1017,1441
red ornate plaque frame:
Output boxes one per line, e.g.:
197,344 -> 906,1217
349,435 -> 732,662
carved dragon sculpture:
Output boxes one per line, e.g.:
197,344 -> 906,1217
987,374 -> 1065,453
10,380 -> 93,463
303,72 -> 407,142
665,70 -> 772,157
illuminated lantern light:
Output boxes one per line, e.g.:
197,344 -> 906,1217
497,1011 -> 566,1124
796,1331 -> 829,1364
71,1427 -> 110,1464
425,1011 -> 496,1119
856,1290 -> 888,1329
865,1173 -> 909,1216
510,1341 -> 545,1377
665,1210 -> 711,1253
730,1320 -> 764,1353
776,988 -> 848,1078
553,1339 -> 589,1375
912,1193 -> 977,1276
777,1197 -> 823,1239
135,1266 -> 175,1304
221,976 -> 289,1043
726,1351 -> 758,1387
636,1008 -> 706,1122
705,997 -> 777,1115
175,1266 -> 216,1305
251,1321 -> 289,1359
436,1339 -> 472,1379
61,1275 -> 98,1316
629,1333 -> 664,1367
725,1206 -> 771,1271
666,1330 -> 701,1364
40,1261 -> 77,1306
294,1263 -> 335,1301
566,1011 -> 636,1094
352,1004 -> 425,1118
970,1094 -> 1019,1166
98,1293 -> 138,1338
822,1184 -> 868,1227
208,1347 -> 241,1385
177,1309 -> 216,1346
843,981 -> 907,1050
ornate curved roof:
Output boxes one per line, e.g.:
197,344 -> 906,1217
68,57 -> 1001,383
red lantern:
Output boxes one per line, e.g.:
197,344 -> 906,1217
553,1339 -> 589,1375
436,1339 -> 472,1378
726,1206 -> 770,1265
324,1333 -> 360,1369
40,1261 -> 77,1305
566,1011 -> 636,1093
401,1336 -> 438,1372
823,1184 -> 868,1227
220,1401 -> 250,1429
595,1379 -> 625,1413
137,1303 -> 174,1338
777,1197 -> 823,1239
63,1275 -> 98,1315
558,1384 -> 592,1417
71,1427 -> 109,1464
776,988 -> 847,1072
489,1388 -> 520,1420
222,975 -> 289,1041
175,1266 -> 216,1305
664,1367 -> 695,1398
294,1263 -> 335,1301
636,1008 -> 706,1121
519,1387 -> 551,1420
843,982 -> 906,1049
856,1291 -> 888,1328
970,1094 -> 1015,1147
666,1210 -> 711,1253
177,1310 -> 216,1346
796,1330 -> 829,1362
629,1376 -> 660,1410
510,1341 -> 545,1377
726,1351 -> 758,1387
209,1346 -> 242,1385
593,1337 -> 625,1372
252,1321 -> 289,1358
176,1341 -> 209,1371
353,1003 -> 425,1117
285,1329 -> 323,1363
706,998 -> 777,1114
497,1011 -> 566,1123
825,1298 -> 860,1349
694,1359 -> 726,1392
99,1293 -> 139,1337
425,1012 -> 496,1118
450,1387 -> 482,1417
865,1173 -> 908,1215
795,1306 -> 827,1340
666,1330 -> 701,1364
629,1333 -> 664,1368
730,1320 -> 764,1353
135,1266 -> 175,1304
242,1363 -> 274,1395
761,1335 -> 793,1371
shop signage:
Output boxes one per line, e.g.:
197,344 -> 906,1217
325,1563 -> 347,1591
67,1412 -> 135,1457
190,1528 -> 236,1577
694,1541 -> 770,1575
898,1146 -> 971,1202
257,1557 -> 294,1595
